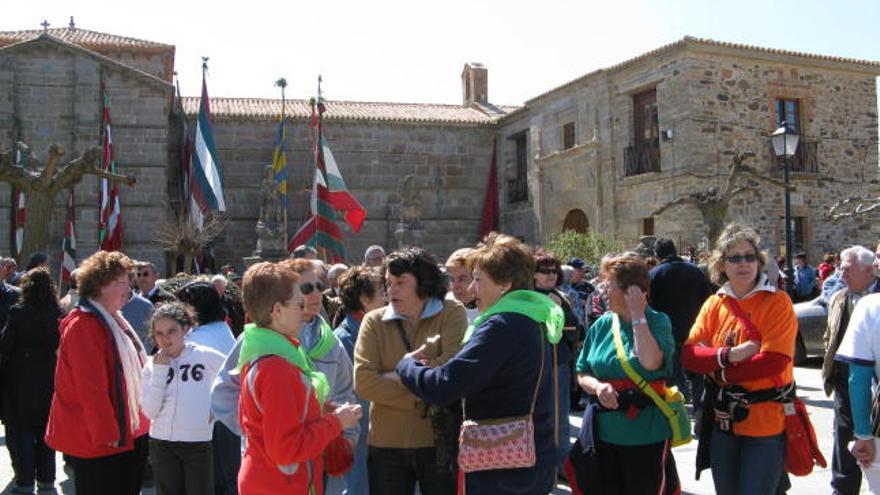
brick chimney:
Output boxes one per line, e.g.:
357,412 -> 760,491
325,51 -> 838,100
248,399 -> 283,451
461,62 -> 488,106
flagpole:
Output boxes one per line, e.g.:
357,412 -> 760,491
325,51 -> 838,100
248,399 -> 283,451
276,77 -> 288,245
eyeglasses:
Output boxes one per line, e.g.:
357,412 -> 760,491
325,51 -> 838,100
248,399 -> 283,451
136,271 -> 151,278
299,281 -> 326,295
724,254 -> 758,264
536,268 -> 557,275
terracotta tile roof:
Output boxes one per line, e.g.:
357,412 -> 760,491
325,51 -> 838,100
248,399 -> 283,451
182,97 -> 519,125
0,27 -> 173,53
519,36 -> 880,109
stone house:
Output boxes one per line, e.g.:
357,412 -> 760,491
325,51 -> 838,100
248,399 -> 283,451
0,25 -> 878,272
498,37 -> 880,259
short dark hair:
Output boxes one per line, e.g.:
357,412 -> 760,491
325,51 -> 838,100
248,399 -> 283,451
25,252 -> 48,271
338,266 -> 383,312
654,238 -> 677,259
384,248 -> 446,300
174,281 -> 226,324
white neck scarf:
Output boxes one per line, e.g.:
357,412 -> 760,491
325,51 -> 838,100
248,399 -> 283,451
89,298 -> 146,431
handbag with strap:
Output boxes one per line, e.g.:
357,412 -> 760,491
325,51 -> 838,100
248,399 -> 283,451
610,314 -> 692,447
457,327 -> 544,473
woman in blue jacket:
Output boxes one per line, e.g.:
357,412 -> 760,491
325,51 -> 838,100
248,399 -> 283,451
393,233 -> 563,494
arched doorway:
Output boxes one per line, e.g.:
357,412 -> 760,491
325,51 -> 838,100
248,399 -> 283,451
562,209 -> 589,234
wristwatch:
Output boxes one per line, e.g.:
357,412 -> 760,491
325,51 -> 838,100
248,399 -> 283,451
631,317 -> 648,327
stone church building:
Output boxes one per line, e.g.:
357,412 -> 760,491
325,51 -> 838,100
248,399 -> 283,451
0,24 -> 878,272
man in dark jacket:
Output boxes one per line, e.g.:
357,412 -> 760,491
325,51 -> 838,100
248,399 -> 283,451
648,239 -> 711,405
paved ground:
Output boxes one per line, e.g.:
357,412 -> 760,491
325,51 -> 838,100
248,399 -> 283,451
0,359 -> 858,494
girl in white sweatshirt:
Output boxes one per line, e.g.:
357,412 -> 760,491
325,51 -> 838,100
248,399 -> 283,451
141,302 -> 226,495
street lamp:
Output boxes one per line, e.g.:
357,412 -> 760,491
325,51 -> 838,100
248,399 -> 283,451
771,121 -> 800,297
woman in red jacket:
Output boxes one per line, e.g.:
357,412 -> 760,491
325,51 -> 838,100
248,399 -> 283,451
236,261 -> 361,495
45,251 -> 150,495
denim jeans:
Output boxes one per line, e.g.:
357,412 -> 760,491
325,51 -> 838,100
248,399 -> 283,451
710,427 -> 785,495
367,446 -> 455,495
464,464 -> 556,495
341,399 -> 370,495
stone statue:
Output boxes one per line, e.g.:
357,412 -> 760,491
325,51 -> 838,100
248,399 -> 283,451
251,165 -> 287,259
0,142 -> 135,260
395,174 -> 424,247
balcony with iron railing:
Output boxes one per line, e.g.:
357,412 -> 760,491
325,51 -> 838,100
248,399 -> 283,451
781,139 -> 819,173
624,139 -> 661,177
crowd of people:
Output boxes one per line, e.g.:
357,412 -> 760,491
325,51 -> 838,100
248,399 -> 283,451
0,223 -> 876,494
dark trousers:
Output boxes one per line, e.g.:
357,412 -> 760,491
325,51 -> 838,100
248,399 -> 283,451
367,446 -> 456,495
70,434 -> 149,495
150,438 -> 214,495
212,421 -> 241,495
832,379 -> 862,495
5,423 -> 55,487
595,440 -> 679,494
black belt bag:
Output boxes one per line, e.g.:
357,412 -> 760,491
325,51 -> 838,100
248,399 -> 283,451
714,382 -> 794,433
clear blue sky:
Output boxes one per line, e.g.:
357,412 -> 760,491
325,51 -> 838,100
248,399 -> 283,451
4,0 -> 879,106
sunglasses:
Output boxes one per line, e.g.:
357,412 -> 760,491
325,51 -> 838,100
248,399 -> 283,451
299,281 -> 326,295
536,267 -> 557,275
724,254 -> 758,264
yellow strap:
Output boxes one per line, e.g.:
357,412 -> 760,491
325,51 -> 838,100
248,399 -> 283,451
610,315 -> 681,436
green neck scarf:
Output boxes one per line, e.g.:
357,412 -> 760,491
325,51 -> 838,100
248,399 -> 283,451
306,316 -> 337,361
237,323 -> 331,404
462,290 -> 564,344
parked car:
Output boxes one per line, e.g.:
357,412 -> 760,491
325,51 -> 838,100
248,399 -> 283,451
794,296 -> 827,365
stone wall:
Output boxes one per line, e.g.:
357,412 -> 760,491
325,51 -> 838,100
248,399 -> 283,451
207,117 -> 496,265
0,39 -> 173,271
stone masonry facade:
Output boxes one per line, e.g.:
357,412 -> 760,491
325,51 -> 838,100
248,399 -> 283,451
0,29 -> 878,273
497,38 -> 880,260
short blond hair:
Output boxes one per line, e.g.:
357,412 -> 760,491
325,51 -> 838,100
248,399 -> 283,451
445,248 -> 473,269
708,223 -> 767,286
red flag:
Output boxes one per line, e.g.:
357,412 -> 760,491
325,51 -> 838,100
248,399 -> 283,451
479,139 -> 498,238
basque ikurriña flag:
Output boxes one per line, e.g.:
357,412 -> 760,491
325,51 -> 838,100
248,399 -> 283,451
289,89 -> 365,260
190,62 -> 225,228
60,188 -> 76,284
98,78 -> 123,251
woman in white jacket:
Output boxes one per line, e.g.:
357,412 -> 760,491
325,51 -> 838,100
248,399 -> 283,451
141,302 -> 226,495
